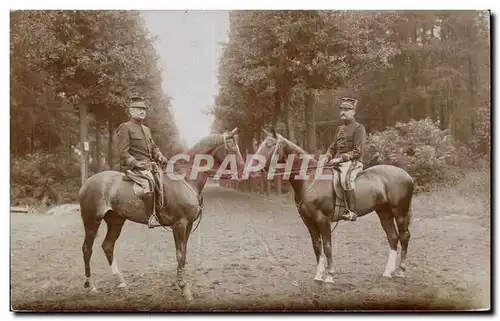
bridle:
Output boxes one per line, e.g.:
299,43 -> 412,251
213,132 -> 239,158
262,136 -> 284,173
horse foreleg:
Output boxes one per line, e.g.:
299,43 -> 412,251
376,209 -> 399,278
172,219 -> 194,301
102,211 -> 126,288
312,235 -> 326,283
318,216 -> 335,284
303,216 -> 324,282
81,214 -> 102,293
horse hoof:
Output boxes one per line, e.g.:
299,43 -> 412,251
382,273 -> 393,278
183,289 -> 194,301
324,276 -> 335,284
117,282 -> 127,288
84,280 -> 98,293
313,276 -> 324,283
85,286 -> 98,293
393,269 -> 406,278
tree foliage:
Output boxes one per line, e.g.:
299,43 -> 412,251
11,10 -> 181,202
11,10 -> 180,157
213,10 -> 490,190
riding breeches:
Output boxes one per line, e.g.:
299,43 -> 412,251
337,160 -> 363,191
126,169 -> 155,193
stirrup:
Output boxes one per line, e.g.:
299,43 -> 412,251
340,210 -> 357,221
148,215 -> 162,228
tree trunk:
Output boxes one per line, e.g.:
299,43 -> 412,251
466,18 -> 476,141
29,126 -> 34,154
305,89 -> 317,153
108,120 -> 114,169
242,127 -> 253,192
274,175 -> 282,195
410,19 -> 419,120
283,99 -> 295,142
95,121 -> 102,172
79,104 -> 89,185
272,90 -> 281,129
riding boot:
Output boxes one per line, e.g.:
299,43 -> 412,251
143,192 -> 161,228
341,189 -> 358,221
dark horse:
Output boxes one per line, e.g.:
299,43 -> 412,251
251,128 -> 414,283
78,128 -> 244,300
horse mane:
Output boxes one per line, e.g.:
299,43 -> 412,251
278,134 -> 318,166
187,133 -> 226,155
167,133 -> 227,179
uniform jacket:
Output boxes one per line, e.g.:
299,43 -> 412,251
115,119 -> 165,171
326,119 -> 367,163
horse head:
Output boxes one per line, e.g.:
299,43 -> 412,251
250,127 -> 314,178
187,127 -> 245,180
256,127 -> 287,172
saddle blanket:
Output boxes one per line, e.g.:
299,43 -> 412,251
124,165 -> 165,209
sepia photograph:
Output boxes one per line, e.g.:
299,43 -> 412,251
9,7 -> 491,312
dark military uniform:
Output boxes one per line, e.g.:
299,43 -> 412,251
115,96 -> 167,228
326,119 -> 366,169
325,97 -> 366,221
116,120 -> 164,172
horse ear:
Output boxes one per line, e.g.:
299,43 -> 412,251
229,127 -> 238,136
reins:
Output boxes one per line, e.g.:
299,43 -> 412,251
157,135 -> 238,234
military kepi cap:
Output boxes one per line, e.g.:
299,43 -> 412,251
339,97 -> 357,110
129,96 -> 148,109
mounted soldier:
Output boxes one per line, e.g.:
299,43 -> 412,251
115,96 -> 168,228
325,97 -> 367,222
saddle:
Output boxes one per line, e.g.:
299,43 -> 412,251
123,163 -> 165,211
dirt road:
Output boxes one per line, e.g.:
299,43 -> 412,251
11,184 -> 490,311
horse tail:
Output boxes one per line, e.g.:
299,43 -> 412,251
405,194 -> 413,230
401,175 -> 415,231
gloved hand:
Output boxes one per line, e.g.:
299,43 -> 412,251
158,155 -> 168,165
328,158 -> 342,165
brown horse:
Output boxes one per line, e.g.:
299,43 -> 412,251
78,128 -> 244,301
251,127 -> 414,283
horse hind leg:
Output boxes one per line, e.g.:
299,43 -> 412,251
376,208 -> 399,278
81,210 -> 102,292
394,204 -> 412,276
102,210 -> 127,288
172,219 -> 194,301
